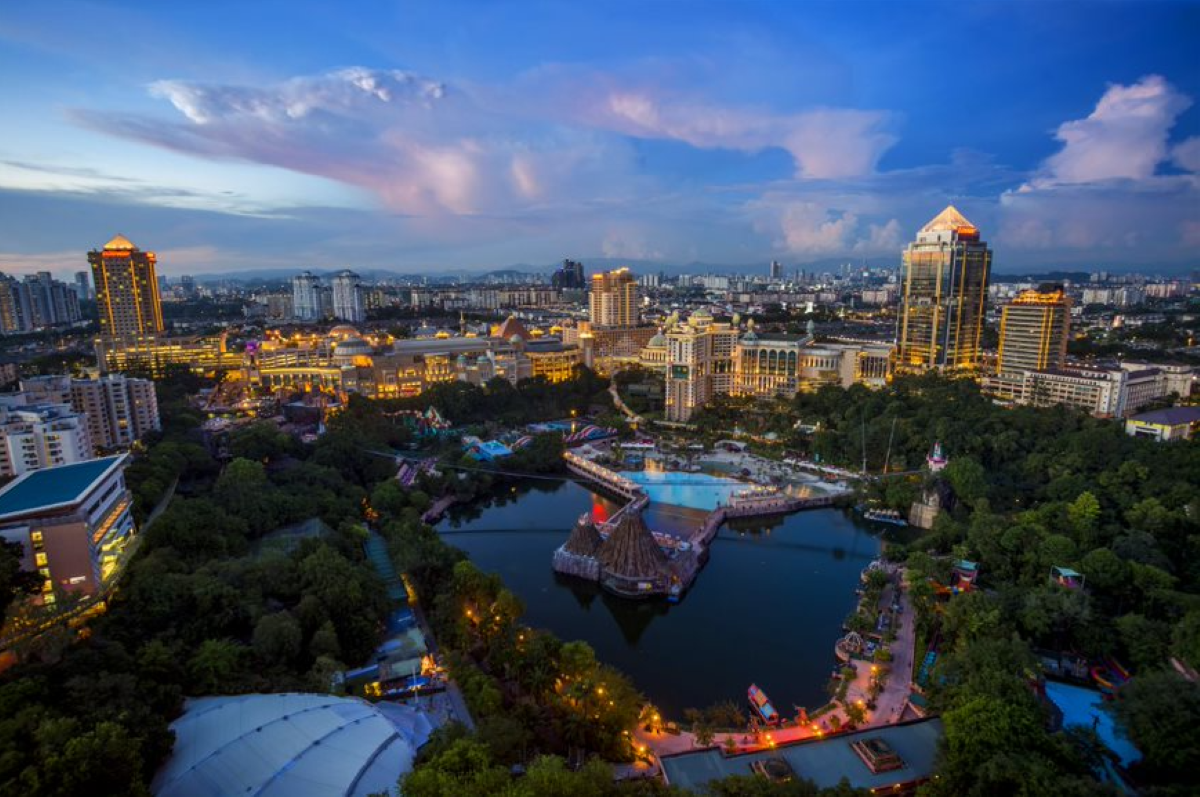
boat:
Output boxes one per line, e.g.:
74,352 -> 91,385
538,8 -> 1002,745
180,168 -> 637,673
748,683 -> 780,725
861,507 -> 908,526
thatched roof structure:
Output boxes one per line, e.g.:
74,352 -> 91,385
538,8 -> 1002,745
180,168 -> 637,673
596,510 -> 667,579
563,515 -> 603,557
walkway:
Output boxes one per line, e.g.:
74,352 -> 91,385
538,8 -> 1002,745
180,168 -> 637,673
363,531 -> 407,604
636,572 -> 918,758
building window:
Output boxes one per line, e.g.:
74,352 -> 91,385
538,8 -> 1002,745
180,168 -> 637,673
35,552 -> 47,567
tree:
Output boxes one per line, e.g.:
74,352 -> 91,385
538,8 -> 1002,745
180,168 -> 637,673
228,422 -> 295,463
843,702 -> 866,728
945,456 -> 988,508
309,619 -> 342,660
399,738 -> 511,797
252,611 -> 303,665
1108,670 -> 1200,788
0,539 -> 41,617
188,639 -> 245,694
1066,492 -> 1101,544
1172,610 -> 1200,670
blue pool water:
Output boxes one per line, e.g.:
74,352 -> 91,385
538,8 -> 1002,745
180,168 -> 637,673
1044,681 -> 1140,766
619,470 -> 747,511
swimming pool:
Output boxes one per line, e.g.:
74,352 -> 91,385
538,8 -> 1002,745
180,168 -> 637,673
619,470 -> 747,511
1044,681 -> 1140,767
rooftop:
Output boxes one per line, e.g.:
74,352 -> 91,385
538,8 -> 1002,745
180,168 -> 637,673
920,205 -> 976,234
151,693 -> 435,797
0,456 -> 127,520
1128,406 -> 1200,426
104,233 -> 137,250
661,718 -> 943,792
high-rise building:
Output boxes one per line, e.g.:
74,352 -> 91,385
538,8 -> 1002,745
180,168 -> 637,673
770,260 -> 783,281
292,271 -> 322,322
897,206 -> 991,371
331,269 -> 365,323
997,285 -> 1072,374
74,271 -> 91,302
0,272 -> 82,333
180,275 -> 197,299
17,373 -> 160,452
665,310 -> 739,422
89,234 -> 164,338
589,268 -> 638,328
552,259 -> 586,290
0,401 -> 93,477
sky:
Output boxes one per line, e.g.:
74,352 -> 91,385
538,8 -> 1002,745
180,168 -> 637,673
0,0 -> 1197,278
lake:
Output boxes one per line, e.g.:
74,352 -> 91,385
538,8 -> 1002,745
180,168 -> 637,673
439,478 -> 883,718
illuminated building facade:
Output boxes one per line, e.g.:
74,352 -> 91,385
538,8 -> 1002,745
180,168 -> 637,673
997,286 -> 1071,373
589,268 -> 639,327
0,455 -> 135,603
88,235 -> 164,338
665,310 -> 739,422
95,333 -> 243,376
666,315 -> 894,421
897,206 -> 991,371
246,329 -> 581,400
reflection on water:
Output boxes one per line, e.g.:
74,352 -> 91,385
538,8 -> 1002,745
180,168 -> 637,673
439,478 -> 883,716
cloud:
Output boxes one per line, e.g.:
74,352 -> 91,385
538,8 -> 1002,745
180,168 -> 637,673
149,68 -> 446,124
1024,75 -> 1191,188
1172,136 -> 1200,174
1000,75 -> 1199,255
78,68 -> 643,218
589,91 -> 896,178
746,195 -> 906,258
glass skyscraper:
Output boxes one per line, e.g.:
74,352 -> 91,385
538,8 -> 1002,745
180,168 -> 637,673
897,206 -> 991,371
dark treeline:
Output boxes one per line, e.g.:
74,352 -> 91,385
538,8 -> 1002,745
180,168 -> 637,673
698,373 -> 1199,794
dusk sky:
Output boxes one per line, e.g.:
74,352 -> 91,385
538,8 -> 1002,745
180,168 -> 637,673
0,0 -> 1197,278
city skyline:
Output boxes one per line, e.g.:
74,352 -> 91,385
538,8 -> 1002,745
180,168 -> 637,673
0,1 -> 1198,277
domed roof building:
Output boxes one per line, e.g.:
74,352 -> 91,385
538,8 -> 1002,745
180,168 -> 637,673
638,329 -> 669,372
151,693 -> 435,797
328,324 -> 360,340
331,336 -> 373,366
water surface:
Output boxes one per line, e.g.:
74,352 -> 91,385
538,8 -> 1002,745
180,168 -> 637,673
440,479 -> 882,717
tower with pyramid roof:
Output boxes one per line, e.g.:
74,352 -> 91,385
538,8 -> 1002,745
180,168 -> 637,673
897,205 -> 992,372
88,234 -> 164,338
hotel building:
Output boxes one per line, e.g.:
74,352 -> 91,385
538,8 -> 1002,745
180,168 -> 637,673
897,206 -> 991,372
590,268 -> 639,327
663,313 -> 895,422
664,310 -> 739,422
997,286 -> 1071,373
88,235 -> 164,338
0,455 -> 135,603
